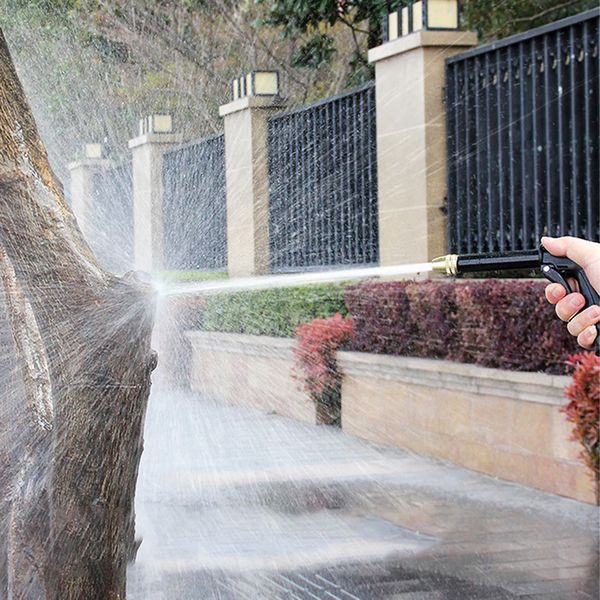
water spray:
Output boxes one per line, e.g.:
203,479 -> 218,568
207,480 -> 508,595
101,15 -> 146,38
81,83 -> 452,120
160,263 -> 433,296
432,244 -> 600,355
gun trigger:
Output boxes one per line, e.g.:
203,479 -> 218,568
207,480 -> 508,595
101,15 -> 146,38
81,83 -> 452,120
541,265 -> 573,295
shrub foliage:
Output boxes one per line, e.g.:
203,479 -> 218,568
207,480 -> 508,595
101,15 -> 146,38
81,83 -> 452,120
293,314 -> 354,425
345,279 -> 576,374
197,284 -> 347,338
174,278 -> 578,375
562,352 -> 600,480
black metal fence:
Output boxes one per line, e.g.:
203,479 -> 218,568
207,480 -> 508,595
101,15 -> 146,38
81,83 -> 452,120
162,134 -> 227,271
267,81 -> 379,271
446,9 -> 599,255
92,161 -> 133,273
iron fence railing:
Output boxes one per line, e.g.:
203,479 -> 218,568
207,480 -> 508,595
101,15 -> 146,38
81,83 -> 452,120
92,161 -> 133,272
162,133 -> 227,271
446,9 -> 599,255
267,81 -> 379,271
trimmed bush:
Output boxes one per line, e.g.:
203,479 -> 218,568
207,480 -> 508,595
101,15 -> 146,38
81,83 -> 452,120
158,270 -> 228,282
562,352 -> 600,480
293,314 -> 354,426
198,284 -> 348,338
345,279 -> 577,374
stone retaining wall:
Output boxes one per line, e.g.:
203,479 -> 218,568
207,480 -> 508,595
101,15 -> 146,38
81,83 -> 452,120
339,352 -> 596,504
185,331 -> 316,424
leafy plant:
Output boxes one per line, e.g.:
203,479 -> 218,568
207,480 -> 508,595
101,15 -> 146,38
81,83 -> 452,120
346,279 -> 576,374
291,32 -> 336,69
561,352 -> 600,480
157,270 -> 228,283
197,284 -> 348,338
254,0 -> 596,82
293,313 -> 354,425
254,0 -> 396,83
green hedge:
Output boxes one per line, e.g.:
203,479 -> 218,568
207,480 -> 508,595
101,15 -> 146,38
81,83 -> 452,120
158,270 -> 228,282
198,284 -> 348,337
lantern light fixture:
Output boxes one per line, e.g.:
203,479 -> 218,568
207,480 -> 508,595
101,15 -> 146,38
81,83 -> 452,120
84,143 -> 103,159
230,70 -> 279,101
383,0 -> 460,43
232,77 -> 241,100
138,114 -> 174,136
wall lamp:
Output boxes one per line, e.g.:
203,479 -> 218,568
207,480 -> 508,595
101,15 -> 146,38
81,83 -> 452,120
383,0 -> 460,42
84,143 -> 103,159
231,70 -> 279,101
138,114 -> 174,136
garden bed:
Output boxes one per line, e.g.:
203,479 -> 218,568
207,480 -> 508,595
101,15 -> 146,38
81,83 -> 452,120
180,278 -> 596,503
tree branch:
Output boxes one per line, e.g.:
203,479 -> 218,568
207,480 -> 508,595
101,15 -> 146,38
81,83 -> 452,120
511,0 -> 584,24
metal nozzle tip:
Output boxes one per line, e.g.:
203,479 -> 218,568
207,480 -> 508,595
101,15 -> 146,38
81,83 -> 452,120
431,254 -> 458,276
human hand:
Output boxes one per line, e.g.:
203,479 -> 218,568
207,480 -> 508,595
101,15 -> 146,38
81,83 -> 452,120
542,236 -> 600,350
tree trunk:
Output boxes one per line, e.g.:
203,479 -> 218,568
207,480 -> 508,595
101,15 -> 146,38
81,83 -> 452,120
0,27 -> 156,600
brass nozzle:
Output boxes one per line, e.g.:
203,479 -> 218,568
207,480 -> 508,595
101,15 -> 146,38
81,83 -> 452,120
431,254 -> 458,276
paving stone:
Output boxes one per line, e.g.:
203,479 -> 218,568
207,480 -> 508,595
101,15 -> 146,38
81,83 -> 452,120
128,388 -> 599,600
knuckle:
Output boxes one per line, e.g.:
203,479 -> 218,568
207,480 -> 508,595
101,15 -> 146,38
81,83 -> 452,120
567,318 -> 581,336
577,333 -> 593,350
569,306 -> 600,336
576,325 -> 598,350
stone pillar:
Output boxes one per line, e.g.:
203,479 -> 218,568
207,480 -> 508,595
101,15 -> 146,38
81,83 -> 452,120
68,145 -> 110,244
219,95 -> 285,277
128,118 -> 182,272
369,30 -> 477,265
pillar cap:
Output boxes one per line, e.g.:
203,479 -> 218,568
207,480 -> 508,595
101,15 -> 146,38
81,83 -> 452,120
219,95 -> 286,118
128,132 -> 184,149
369,29 -> 477,64
67,158 -> 111,171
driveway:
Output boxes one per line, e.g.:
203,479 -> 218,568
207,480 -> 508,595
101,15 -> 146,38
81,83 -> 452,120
128,388 -> 599,600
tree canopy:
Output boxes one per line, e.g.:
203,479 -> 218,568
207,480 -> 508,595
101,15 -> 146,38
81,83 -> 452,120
258,0 -> 597,73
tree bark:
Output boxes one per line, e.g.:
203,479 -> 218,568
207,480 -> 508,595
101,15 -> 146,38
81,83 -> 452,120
0,27 -> 156,600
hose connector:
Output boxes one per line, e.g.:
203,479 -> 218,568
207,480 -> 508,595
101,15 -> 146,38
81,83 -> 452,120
431,254 -> 458,276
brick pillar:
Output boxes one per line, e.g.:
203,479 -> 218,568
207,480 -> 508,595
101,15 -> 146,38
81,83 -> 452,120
128,117 -> 182,272
219,95 -> 285,277
370,30 -> 477,265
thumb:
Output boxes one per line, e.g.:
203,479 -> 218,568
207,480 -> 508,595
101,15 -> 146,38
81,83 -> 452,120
542,236 -> 600,291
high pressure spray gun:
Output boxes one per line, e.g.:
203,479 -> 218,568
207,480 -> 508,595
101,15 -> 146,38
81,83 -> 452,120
431,244 -> 600,356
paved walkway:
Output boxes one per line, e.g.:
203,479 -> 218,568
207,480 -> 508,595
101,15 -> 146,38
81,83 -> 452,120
128,388 -> 599,600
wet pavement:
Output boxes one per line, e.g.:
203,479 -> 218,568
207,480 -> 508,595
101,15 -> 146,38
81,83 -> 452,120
128,388 -> 599,600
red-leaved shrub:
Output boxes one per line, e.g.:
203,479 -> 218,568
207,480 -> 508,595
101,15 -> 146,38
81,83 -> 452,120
293,313 -> 354,425
345,279 -> 576,374
562,352 -> 600,480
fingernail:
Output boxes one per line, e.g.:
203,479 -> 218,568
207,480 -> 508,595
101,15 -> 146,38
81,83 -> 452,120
585,327 -> 596,340
549,287 -> 562,300
569,295 -> 583,308
591,307 -> 600,320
